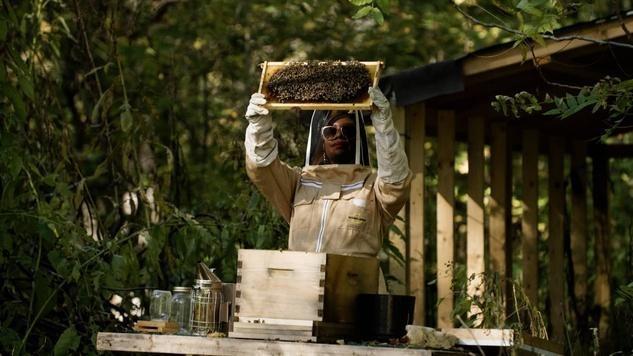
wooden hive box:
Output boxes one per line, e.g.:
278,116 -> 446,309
258,61 -> 383,111
233,249 -> 379,325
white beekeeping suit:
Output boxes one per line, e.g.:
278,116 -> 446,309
244,87 -> 411,257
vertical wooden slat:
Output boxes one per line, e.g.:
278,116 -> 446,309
406,103 -> 426,325
467,116 -> 485,322
388,105 -> 407,295
592,148 -> 611,342
522,130 -> 539,307
437,110 -> 455,328
570,141 -> 588,325
490,123 -> 511,317
548,137 -> 565,343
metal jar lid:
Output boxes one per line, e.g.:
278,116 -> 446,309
173,286 -> 192,293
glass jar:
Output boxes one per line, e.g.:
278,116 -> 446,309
149,290 -> 172,320
170,287 -> 192,335
190,279 -> 224,336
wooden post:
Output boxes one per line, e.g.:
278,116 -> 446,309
522,130 -> 539,307
490,123 -> 512,318
437,110 -> 455,328
467,116 -> 485,322
570,141 -> 588,326
548,137 -> 565,343
389,105 -> 407,295
592,147 -> 611,342
406,103 -> 426,325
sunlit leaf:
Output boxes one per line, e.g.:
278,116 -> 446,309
121,109 -> 133,133
349,0 -> 373,5
370,7 -> 384,24
352,6 -> 372,19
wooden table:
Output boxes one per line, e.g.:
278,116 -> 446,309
96,332 -> 464,355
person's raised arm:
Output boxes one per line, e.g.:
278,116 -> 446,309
244,93 -> 300,223
368,87 -> 412,224
245,93 -> 277,166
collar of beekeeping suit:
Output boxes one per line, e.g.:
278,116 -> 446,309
304,110 -> 371,167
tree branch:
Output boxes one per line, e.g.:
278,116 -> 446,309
454,4 -> 633,50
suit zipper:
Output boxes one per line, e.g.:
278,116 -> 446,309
315,199 -> 332,252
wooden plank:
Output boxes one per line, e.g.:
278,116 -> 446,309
547,137 -> 565,343
232,322 -> 313,336
388,105 -> 408,295
436,110 -> 455,328
570,141 -> 588,319
462,16 -> 633,76
521,130 -> 539,307
96,332 -> 438,355
406,102 -> 426,325
132,320 -> 179,334
228,331 -> 316,342
466,116 -> 485,322
235,317 -> 313,326
441,328 -> 514,347
258,61 -> 383,111
489,123 -> 511,318
592,149 -> 611,341
238,249 -> 326,271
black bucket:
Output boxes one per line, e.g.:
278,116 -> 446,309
356,294 -> 415,341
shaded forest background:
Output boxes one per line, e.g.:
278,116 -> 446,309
1,0 -> 632,354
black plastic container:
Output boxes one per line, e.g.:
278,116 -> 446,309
356,294 -> 415,341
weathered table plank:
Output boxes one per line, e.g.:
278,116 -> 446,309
96,332 -> 454,355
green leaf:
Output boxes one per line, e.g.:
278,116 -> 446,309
5,87 -> 26,121
17,72 -> 34,100
352,6 -> 372,19
91,89 -> 110,122
71,263 -> 81,282
616,79 -> 633,90
349,0 -> 373,5
517,0 -> 543,17
54,326 -> 80,356
376,0 -> 389,10
532,33 -> 546,47
385,242 -> 405,265
56,16 -> 77,42
7,153 -> 23,178
120,109 -> 133,133
543,108 -> 561,116
370,7 -> 384,24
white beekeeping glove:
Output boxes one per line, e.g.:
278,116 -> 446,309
369,87 -> 409,183
244,93 -> 278,167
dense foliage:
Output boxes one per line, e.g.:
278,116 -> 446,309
1,0 -> 631,354
0,1 -> 497,354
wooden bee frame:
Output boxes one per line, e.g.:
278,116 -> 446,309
257,61 -> 384,111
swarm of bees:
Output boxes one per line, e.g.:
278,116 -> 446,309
266,61 -> 372,103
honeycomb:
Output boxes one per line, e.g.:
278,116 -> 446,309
266,61 -> 372,103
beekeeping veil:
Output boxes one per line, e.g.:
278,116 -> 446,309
304,110 -> 370,167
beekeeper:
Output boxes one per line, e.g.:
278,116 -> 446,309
244,87 -> 411,258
